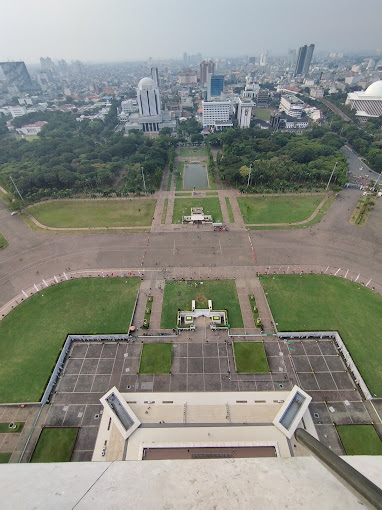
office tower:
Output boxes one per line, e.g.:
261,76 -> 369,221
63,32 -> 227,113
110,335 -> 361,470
294,44 -> 315,77
237,97 -> 253,128
200,60 -> 215,85
260,53 -> 268,66
137,77 -> 161,117
0,61 -> 35,92
151,66 -> 159,87
183,52 -> 188,66
288,49 -> 296,67
207,74 -> 224,100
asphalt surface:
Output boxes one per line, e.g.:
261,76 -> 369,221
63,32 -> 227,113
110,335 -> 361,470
1,186 -> 382,309
341,145 -> 381,183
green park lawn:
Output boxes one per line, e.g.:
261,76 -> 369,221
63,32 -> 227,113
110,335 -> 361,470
31,427 -> 78,462
0,453 -> 11,463
179,147 -> 208,157
0,233 -> 8,249
161,280 -> 243,329
336,425 -> 382,455
253,109 -> 272,121
261,274 -> 382,396
0,277 -> 140,403
237,195 -> 326,224
172,197 -> 222,224
28,199 -> 156,228
233,342 -> 270,373
139,343 -> 172,374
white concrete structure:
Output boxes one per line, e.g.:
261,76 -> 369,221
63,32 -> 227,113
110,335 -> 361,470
16,121 -> 47,136
279,94 -> 305,118
202,100 -> 231,127
137,77 -> 161,117
93,390 -> 316,463
9,105 -> 27,118
1,457 -> 382,509
237,97 -> 253,128
346,80 -> 382,118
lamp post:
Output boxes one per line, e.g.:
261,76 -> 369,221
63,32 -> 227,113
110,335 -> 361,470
247,163 -> 253,188
326,161 -> 337,191
141,166 -> 147,192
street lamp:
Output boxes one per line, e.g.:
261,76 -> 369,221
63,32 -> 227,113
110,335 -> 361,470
141,166 -> 147,192
247,163 -> 253,188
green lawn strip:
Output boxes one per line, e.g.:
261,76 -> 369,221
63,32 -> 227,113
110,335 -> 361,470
175,192 -> 192,196
253,109 -> 272,121
28,199 -> 156,228
207,162 -> 217,190
0,277 -> 140,403
206,192 -> 219,196
0,453 -> 11,464
21,213 -> 149,234
179,147 -> 208,157
237,195 -> 325,224
261,274 -> 382,396
139,343 -> 172,374
161,199 -> 168,224
161,280 -> 243,329
0,233 -> 8,249
31,427 -> 78,462
225,197 -> 234,222
249,294 -> 260,323
176,162 -> 184,191
142,295 -> 153,329
233,342 -> 270,373
0,190 -> 12,206
172,197 -> 222,224
0,422 -> 24,433
336,425 -> 382,455
167,172 -> 172,191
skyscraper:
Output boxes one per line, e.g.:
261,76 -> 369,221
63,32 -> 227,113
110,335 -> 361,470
207,74 -> 224,100
200,60 -> 215,85
294,44 -> 315,77
0,61 -> 36,92
150,66 -> 159,87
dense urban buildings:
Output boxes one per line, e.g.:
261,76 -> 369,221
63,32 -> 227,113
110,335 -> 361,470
200,60 -> 215,85
0,61 -> 36,93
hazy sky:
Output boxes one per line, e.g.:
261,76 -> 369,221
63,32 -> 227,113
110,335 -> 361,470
1,0 -> 381,63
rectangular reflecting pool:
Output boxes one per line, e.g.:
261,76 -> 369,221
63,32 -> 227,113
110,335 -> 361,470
183,163 -> 209,189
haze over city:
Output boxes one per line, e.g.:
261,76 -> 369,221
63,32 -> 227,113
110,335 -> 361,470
1,0 -> 382,63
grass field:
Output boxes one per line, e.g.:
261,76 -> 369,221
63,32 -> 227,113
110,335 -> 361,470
225,197 -> 234,222
233,342 -> 270,373
167,173 -> 172,191
0,277 -> 140,403
336,425 -> 382,455
253,109 -> 272,121
179,147 -> 208,157
0,422 -> 24,433
0,453 -> 11,463
175,192 -> 192,196
161,199 -> 168,224
176,162 -> 184,191
172,197 -> 223,224
237,195 -> 325,224
161,280 -> 243,329
28,199 -> 156,228
261,274 -> 382,396
139,343 -> 172,374
31,427 -> 78,462
0,233 -> 8,249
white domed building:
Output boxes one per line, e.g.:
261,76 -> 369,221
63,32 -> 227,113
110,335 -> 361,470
122,76 -> 176,134
346,80 -> 382,119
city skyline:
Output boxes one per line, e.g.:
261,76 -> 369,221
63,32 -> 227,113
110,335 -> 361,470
1,0 -> 382,63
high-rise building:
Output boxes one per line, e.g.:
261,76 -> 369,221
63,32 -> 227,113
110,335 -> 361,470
200,60 -> 215,85
288,49 -> 296,68
183,52 -> 188,66
150,66 -> 159,87
137,77 -> 161,118
237,97 -> 253,129
202,100 -> 231,127
294,44 -> 315,77
0,61 -> 35,93
207,74 -> 224,100
260,53 -> 268,66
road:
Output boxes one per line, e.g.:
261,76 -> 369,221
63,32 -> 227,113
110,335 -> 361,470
1,186 -> 382,310
320,98 -> 351,122
341,145 -> 381,183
